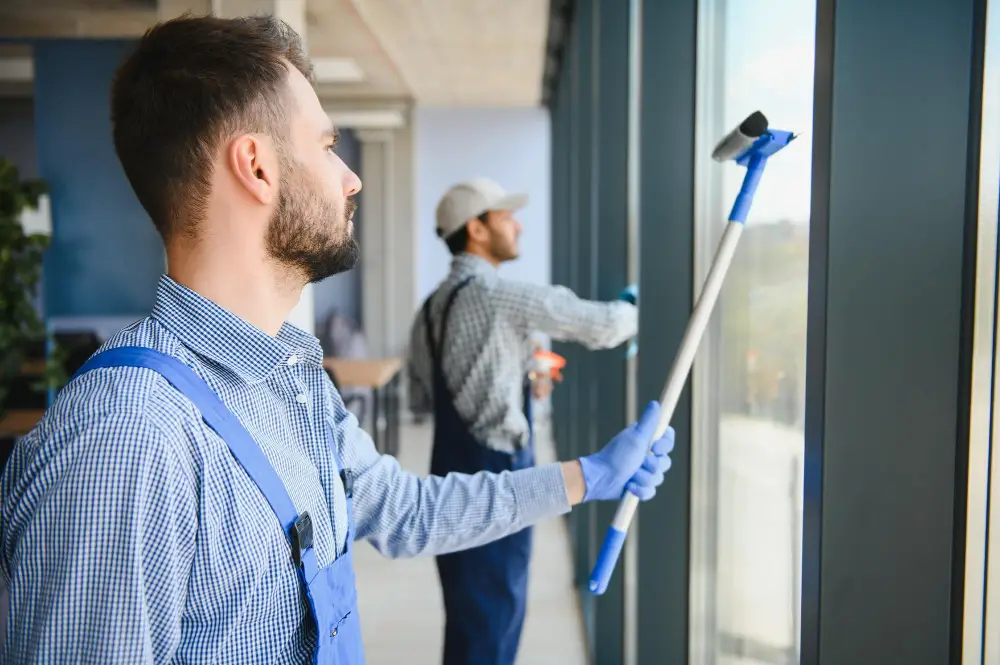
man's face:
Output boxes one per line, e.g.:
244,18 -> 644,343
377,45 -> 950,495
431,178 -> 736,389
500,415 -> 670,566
482,209 -> 522,262
265,65 -> 363,283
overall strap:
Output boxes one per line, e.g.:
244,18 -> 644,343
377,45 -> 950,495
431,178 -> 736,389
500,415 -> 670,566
72,346 -> 320,577
422,276 -> 476,370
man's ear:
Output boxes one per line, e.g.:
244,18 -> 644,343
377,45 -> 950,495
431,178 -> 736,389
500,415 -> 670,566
227,134 -> 277,205
466,215 -> 491,244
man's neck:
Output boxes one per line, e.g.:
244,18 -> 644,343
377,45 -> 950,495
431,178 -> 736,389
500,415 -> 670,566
461,248 -> 501,268
166,245 -> 301,337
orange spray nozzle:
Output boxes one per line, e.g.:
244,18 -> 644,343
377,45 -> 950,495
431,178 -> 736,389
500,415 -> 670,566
529,349 -> 567,381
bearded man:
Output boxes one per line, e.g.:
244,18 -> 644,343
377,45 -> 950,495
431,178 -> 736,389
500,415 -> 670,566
0,14 -> 675,665
407,178 -> 647,665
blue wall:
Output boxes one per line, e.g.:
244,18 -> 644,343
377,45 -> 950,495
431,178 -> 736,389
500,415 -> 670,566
33,40 -> 163,318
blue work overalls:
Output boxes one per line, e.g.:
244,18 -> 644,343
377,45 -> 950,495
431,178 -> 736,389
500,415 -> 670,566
72,346 -> 365,665
422,277 -> 535,665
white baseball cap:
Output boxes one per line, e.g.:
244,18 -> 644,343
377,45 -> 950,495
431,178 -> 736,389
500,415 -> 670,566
435,177 -> 529,239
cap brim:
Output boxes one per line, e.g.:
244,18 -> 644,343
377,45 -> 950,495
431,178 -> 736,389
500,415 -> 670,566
436,192 -> 530,238
493,192 -> 529,211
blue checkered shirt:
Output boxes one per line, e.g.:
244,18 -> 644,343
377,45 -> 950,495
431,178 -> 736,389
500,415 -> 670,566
0,275 -> 571,664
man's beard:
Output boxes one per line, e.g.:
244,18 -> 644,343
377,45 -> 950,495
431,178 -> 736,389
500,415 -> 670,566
489,233 -> 518,262
265,156 -> 359,284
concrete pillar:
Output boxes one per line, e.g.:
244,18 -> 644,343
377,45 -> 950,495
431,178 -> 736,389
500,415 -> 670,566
801,0 -> 986,661
389,116 -> 418,362
354,129 -> 395,357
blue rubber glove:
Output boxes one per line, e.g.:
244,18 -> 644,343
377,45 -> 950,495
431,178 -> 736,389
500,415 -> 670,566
578,401 -> 674,503
619,284 -> 638,306
619,285 -> 639,358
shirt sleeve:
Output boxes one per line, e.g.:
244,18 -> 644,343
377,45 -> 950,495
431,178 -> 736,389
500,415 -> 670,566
0,411 -> 197,664
499,280 -> 639,350
328,384 -> 571,559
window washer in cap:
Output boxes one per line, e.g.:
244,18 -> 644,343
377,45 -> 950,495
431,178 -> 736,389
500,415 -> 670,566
407,177 -> 650,665
0,15 -> 674,665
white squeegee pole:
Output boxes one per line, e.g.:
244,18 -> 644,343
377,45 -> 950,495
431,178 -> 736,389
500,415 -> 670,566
613,219 -> 744,529
587,217 -> 746,595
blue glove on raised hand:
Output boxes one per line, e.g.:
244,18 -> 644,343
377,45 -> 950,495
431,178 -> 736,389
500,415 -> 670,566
618,285 -> 639,358
619,284 -> 638,306
578,401 -> 674,503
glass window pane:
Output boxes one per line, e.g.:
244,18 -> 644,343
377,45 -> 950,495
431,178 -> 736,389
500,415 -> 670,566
975,1 -> 1000,662
692,1 -> 815,664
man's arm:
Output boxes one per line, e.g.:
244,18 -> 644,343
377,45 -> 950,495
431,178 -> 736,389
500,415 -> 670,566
339,411 -> 573,558
500,280 -> 638,350
1,411 -> 196,664
331,377 -> 672,559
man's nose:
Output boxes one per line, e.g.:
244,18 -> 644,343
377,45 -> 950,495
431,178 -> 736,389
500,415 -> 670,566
345,169 -> 362,196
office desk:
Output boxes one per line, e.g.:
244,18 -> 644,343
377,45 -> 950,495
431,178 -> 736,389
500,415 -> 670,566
324,358 -> 403,457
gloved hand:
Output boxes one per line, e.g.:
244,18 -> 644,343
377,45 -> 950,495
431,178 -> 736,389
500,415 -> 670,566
618,285 -> 639,358
619,284 -> 638,306
578,401 -> 674,503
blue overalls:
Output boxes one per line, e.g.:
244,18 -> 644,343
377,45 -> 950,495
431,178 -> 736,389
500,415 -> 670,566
422,277 -> 535,665
72,346 -> 365,665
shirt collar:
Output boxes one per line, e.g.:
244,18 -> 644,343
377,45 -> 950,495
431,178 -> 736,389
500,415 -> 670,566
150,274 -> 324,384
451,253 -> 499,280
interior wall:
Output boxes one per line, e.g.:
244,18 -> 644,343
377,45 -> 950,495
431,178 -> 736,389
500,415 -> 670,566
413,106 -> 551,302
33,40 -> 163,319
0,98 -> 37,178
392,112 -> 418,357
25,41 -> 367,336
313,126 -> 363,342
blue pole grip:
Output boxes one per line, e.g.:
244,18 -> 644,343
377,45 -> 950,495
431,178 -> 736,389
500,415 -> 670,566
588,524 -> 629,595
727,154 -> 767,223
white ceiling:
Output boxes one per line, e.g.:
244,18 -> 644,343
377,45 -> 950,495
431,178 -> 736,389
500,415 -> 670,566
0,0 -> 549,107
346,0 -> 548,107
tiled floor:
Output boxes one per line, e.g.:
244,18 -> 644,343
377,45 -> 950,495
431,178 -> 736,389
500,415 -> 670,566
353,416 -> 590,665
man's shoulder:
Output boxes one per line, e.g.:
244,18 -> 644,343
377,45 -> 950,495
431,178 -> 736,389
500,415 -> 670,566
3,320 -> 206,508
63,317 -> 185,393
416,275 -> 492,318
32,318 -> 202,448
0,320 -> 204,580
444,276 -> 504,324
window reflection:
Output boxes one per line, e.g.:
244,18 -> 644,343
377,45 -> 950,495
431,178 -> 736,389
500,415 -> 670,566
692,1 -> 815,664
975,0 -> 1000,661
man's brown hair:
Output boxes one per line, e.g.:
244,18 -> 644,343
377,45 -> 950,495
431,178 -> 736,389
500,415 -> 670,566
110,13 -> 313,242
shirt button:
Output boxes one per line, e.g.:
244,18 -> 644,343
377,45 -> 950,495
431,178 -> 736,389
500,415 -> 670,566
295,393 -> 308,404
287,354 -> 298,365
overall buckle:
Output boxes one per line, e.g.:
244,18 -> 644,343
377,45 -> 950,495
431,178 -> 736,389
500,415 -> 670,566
290,512 -> 313,567
340,469 -> 353,498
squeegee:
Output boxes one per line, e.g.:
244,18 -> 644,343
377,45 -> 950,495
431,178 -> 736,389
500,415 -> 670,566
588,110 -> 797,595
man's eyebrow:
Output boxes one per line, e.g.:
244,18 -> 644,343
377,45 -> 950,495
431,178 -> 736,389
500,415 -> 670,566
322,125 -> 340,143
